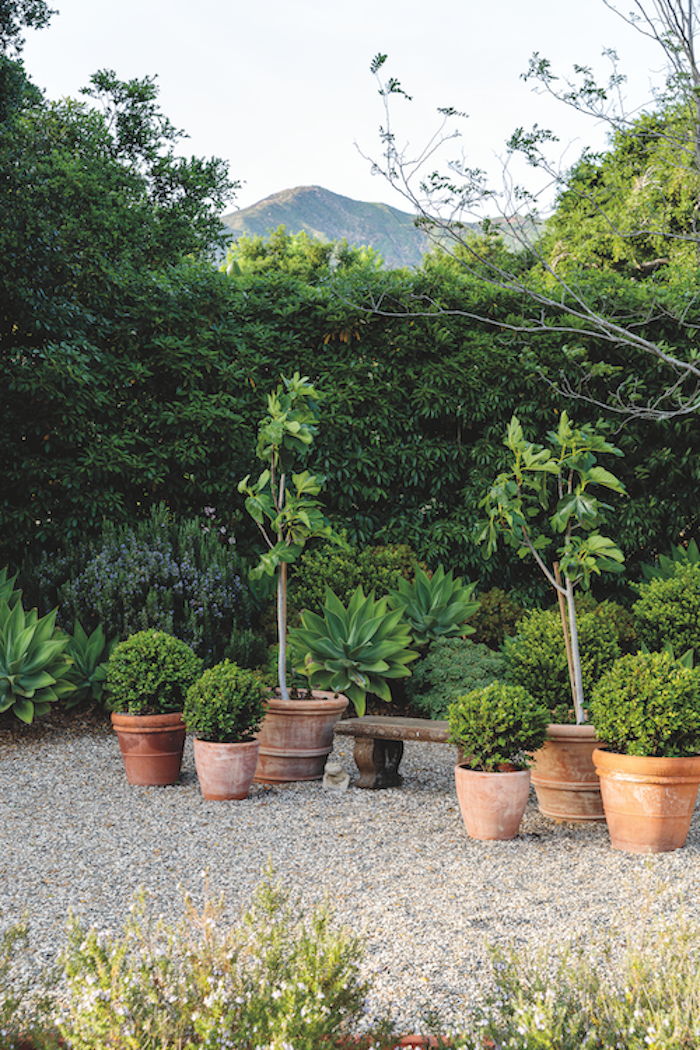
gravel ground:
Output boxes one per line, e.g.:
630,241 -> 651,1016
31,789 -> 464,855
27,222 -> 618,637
1,716 -> 699,1035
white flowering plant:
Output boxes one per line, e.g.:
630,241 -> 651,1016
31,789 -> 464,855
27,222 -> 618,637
472,899 -> 700,1050
0,919 -> 58,1050
58,866 -> 372,1050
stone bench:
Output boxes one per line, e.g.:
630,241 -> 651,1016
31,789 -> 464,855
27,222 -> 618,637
333,715 -> 453,789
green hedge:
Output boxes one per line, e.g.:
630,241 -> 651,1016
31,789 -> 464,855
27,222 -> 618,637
5,258 -> 700,594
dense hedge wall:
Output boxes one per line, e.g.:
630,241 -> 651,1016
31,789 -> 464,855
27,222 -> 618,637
4,257 -> 700,594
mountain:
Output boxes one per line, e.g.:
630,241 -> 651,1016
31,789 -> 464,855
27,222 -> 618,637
220,185 -> 430,269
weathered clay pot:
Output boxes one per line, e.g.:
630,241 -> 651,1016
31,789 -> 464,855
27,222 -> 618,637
254,690 -> 348,783
454,763 -> 531,841
593,748 -> 700,853
193,738 -> 260,800
111,711 -> 186,786
530,723 -> 605,822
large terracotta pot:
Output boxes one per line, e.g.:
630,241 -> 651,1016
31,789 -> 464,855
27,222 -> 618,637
593,748 -> 700,853
254,690 -> 349,784
193,738 -> 260,800
454,763 -> 531,841
111,711 -> 186,786
530,723 -> 605,822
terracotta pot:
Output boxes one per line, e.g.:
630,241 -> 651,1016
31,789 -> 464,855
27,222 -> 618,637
254,690 -> 349,783
454,762 -> 531,840
593,747 -> 700,853
530,723 -> 605,822
193,738 -> 260,800
110,711 -> 186,786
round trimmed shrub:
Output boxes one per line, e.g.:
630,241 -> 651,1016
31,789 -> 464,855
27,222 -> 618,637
447,681 -> 550,772
105,630 -> 202,715
183,660 -> 266,743
405,637 -> 507,720
589,651 -> 700,757
469,587 -> 524,649
503,602 -> 629,722
632,561 -> 700,655
288,537 -> 421,623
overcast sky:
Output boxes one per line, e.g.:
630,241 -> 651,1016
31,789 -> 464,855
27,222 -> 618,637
21,0 -> 664,215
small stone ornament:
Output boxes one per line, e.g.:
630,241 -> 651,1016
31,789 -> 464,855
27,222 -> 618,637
322,759 -> 350,793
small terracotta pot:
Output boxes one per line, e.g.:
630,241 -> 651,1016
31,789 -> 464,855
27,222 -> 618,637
593,747 -> 700,853
454,763 -> 531,840
530,723 -> 605,822
111,711 -> 186,786
193,738 -> 260,800
254,690 -> 349,783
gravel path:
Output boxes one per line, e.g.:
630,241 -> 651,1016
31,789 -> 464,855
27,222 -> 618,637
1,723 -> 699,1035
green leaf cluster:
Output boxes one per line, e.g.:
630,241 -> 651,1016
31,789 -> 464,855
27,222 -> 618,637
503,602 -> 631,722
183,659 -> 266,743
405,637 -> 507,720
239,372 -> 345,582
447,681 -> 550,772
0,598 -> 75,723
289,585 -> 419,716
105,629 -> 202,715
468,587 -> 524,649
477,411 -> 627,589
288,537 -> 420,624
633,561 -> 700,655
640,538 -> 700,582
388,564 -> 479,647
589,651 -> 700,757
64,619 -> 115,708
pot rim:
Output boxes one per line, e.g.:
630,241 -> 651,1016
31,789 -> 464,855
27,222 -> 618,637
455,762 -> 530,778
110,710 -> 184,727
593,746 -> 700,778
265,690 -> 349,714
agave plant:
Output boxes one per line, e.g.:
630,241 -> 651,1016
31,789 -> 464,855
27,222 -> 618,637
388,565 -> 479,647
0,599 -> 76,723
288,585 -> 419,716
0,567 -> 21,608
640,539 -> 700,582
65,620 -> 116,708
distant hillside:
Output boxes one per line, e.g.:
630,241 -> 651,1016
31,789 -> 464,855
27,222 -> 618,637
221,185 -> 430,269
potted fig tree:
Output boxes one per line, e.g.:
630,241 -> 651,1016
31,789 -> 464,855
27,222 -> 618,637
105,629 -> 202,786
447,681 -> 550,840
589,650 -> 700,853
476,412 -> 627,821
184,659 -> 267,800
238,372 -> 349,783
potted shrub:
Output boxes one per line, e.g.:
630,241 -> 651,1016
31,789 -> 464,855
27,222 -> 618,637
183,660 -> 267,800
476,412 -> 627,821
105,629 -> 202,786
447,681 -> 550,840
238,372 -> 349,782
589,650 -> 700,853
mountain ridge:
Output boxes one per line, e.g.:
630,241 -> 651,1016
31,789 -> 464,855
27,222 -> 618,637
221,185 -> 430,269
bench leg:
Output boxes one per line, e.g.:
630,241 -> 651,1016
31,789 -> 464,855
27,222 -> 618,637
353,738 -> 404,789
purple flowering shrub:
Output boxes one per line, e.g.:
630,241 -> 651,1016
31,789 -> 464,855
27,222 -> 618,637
29,506 -> 263,667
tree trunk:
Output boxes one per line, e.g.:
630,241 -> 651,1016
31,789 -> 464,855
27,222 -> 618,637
565,577 -> 585,724
277,560 -> 289,701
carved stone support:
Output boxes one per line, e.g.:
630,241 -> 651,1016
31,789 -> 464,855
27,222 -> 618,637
353,737 -> 404,789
